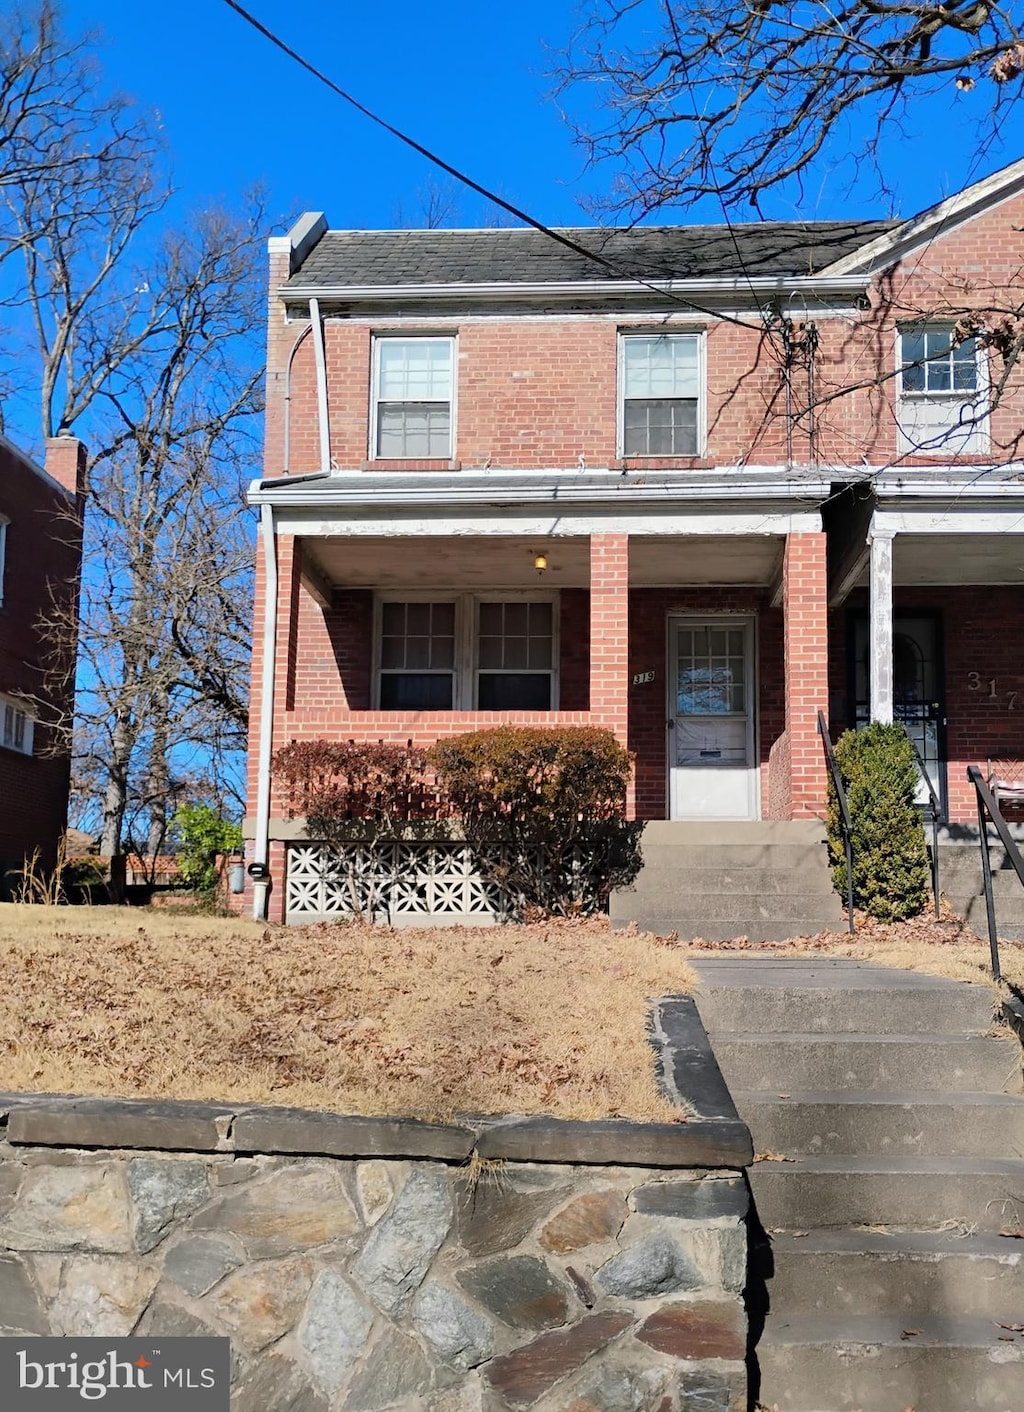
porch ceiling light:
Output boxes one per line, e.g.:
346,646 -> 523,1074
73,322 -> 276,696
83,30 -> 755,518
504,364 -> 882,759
533,552 -> 548,575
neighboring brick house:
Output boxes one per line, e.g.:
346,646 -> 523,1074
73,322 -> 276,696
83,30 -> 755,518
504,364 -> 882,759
0,433 -> 85,889
243,159 -> 1024,922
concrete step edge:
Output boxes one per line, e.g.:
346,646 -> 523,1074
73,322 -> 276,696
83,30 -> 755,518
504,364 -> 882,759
768,1228 -> 1024,1258
759,1312 -> 1024,1349
750,1154 -> 1024,1175
731,1087 -> 1024,1107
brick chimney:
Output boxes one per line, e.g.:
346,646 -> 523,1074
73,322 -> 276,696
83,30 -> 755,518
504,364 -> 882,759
44,433 -> 88,500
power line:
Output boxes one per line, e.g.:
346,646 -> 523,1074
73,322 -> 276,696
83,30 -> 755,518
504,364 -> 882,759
219,0 -> 767,332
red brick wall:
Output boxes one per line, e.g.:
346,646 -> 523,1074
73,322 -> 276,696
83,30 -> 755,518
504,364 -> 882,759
0,437 -> 82,876
783,533 -> 830,819
829,586 -> 1024,823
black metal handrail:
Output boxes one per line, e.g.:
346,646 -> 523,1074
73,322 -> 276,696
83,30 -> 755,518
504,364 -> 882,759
899,726 -> 944,919
966,765 -> 1024,982
818,711 -> 854,934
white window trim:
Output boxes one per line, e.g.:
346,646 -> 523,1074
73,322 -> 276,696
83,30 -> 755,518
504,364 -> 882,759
0,515 -> 8,608
372,590 -> 560,710
0,693 -> 35,757
895,321 -> 990,456
370,333 -> 457,461
617,329 -> 706,459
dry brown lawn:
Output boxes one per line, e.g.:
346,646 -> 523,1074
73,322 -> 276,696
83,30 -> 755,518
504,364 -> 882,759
0,905 -> 694,1122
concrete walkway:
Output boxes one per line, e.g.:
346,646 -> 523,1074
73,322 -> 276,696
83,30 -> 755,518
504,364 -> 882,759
690,955 -> 1024,1412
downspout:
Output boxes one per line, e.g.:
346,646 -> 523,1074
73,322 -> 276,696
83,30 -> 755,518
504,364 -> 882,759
309,297 -> 332,474
252,502 -> 279,919
282,325 -> 312,474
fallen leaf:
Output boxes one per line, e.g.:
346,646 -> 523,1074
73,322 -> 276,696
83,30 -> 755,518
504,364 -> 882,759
754,1151 -> 796,1162
999,1228 -> 1024,1239
900,1328 -> 922,1340
997,1322 -> 1024,1332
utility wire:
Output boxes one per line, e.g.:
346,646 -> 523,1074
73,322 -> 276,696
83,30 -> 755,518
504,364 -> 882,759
219,0 -> 767,331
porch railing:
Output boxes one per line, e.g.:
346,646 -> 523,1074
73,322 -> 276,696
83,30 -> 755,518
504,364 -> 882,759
966,765 -> 1024,982
899,725 -> 944,919
818,711 -> 854,935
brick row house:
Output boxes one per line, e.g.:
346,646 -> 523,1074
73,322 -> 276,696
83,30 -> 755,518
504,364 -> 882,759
0,433 -> 85,890
243,160 -> 1024,926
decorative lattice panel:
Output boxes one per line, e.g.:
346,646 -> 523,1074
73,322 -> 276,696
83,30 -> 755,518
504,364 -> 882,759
285,841 -> 505,925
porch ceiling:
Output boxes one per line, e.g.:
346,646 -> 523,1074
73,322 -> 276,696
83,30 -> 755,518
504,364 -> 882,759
846,534 -> 1024,587
303,535 -> 785,589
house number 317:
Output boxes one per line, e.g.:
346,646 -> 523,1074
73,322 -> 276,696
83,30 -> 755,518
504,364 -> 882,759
968,673 -> 1018,709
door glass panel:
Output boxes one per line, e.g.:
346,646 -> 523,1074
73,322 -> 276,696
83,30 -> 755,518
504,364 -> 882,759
676,624 -> 745,715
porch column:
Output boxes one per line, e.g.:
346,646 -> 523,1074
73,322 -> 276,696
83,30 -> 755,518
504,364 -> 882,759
589,533 -> 633,814
783,531 -> 830,818
869,528 -> 895,725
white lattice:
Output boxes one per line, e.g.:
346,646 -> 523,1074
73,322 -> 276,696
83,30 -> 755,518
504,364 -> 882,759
285,841 -> 505,925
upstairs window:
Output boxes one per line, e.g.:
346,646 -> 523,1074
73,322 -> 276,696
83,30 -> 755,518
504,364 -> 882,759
897,322 -> 987,455
1,697 -> 33,756
373,336 -> 453,459
621,333 -> 701,456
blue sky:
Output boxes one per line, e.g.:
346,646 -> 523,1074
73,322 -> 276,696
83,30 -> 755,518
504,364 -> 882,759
59,0 -> 1024,238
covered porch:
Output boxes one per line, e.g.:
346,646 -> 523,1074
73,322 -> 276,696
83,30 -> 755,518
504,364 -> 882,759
246,470 -> 834,919
827,471 -> 1024,824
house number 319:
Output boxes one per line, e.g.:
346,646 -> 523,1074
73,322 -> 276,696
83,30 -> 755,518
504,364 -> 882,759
968,673 -> 1018,709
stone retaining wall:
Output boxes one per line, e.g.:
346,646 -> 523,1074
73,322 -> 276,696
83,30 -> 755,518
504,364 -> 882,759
0,999 -> 753,1411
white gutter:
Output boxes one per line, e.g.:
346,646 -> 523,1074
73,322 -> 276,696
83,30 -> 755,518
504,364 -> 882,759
280,274 -> 871,303
248,475 -> 833,510
309,297 -> 332,474
252,503 -> 279,920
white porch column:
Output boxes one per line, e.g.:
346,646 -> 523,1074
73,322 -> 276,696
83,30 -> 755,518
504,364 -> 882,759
868,528 -> 894,725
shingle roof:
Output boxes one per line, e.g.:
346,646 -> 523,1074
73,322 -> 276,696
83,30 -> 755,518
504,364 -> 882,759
284,221 -> 897,289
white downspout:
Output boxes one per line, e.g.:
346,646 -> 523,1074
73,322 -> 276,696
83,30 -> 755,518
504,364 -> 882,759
252,503 -> 279,919
309,297 -> 332,474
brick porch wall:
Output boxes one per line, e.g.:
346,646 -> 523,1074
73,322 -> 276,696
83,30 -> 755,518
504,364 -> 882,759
783,532 -> 830,820
830,586 -> 1024,824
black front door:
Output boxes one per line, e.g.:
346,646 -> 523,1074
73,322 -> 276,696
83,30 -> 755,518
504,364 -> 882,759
852,612 -> 947,817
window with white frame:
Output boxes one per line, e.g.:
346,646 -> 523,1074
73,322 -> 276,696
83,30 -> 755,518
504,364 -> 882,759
373,336 -> 454,459
897,322 -> 988,455
621,333 -> 701,456
0,515 -> 8,606
379,601 -> 456,709
377,596 -> 556,710
1,696 -> 34,756
477,601 -> 554,710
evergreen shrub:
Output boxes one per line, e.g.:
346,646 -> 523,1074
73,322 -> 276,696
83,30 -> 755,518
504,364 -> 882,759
826,722 -> 930,921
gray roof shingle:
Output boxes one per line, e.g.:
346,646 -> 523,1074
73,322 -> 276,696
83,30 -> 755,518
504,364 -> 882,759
284,221 -> 897,289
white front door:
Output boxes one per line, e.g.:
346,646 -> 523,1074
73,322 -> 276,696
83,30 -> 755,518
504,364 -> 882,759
668,616 -> 758,820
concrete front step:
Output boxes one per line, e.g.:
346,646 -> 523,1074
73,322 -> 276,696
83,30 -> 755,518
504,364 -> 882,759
769,1229 -> 1024,1319
757,1314 -> 1024,1412
640,820 -> 828,845
629,841 -> 832,870
696,978 -> 995,1034
620,864 -> 838,895
710,1032 -> 1022,1093
732,1089 -> 1024,1158
612,911 -> 844,943
751,1154 -> 1024,1231
963,895 -> 1024,941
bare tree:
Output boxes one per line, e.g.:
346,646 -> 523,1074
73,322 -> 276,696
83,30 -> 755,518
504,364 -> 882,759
562,1 -> 1024,217
1,3 -> 263,855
